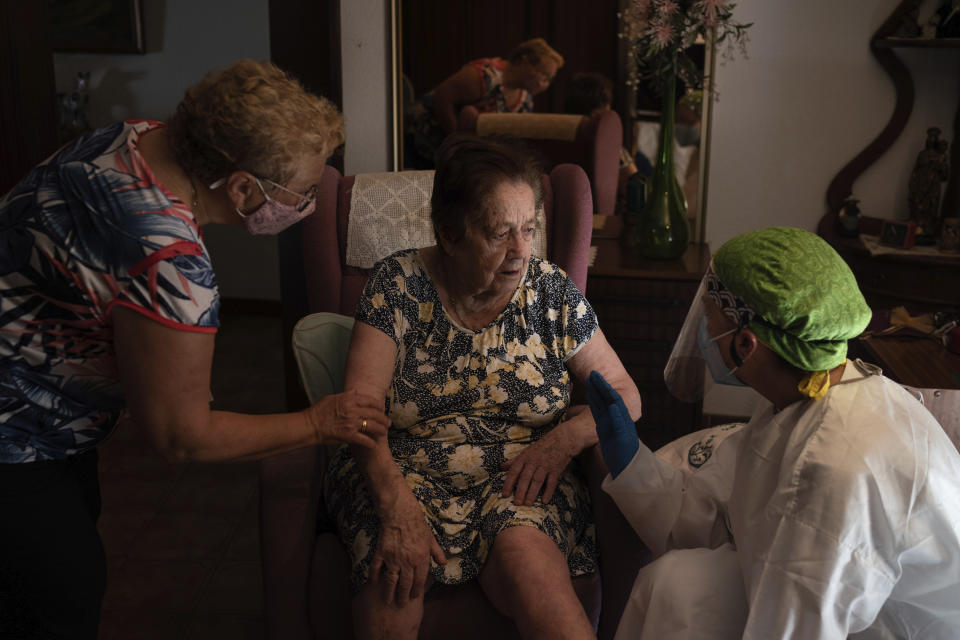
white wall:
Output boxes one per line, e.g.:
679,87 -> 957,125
705,0 -> 959,248
340,0 -> 392,175
701,0 -> 960,415
54,0 -> 279,302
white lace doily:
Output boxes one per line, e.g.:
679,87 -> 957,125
346,171 -> 547,268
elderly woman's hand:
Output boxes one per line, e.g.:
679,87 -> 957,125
303,388 -> 390,448
500,423 -> 579,506
370,488 -> 447,606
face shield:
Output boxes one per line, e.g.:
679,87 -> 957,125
663,266 -> 755,403
663,277 -> 711,403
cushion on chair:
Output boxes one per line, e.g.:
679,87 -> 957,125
291,313 -> 355,404
345,170 -> 436,268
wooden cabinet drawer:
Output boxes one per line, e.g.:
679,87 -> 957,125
613,344 -> 673,380
591,302 -> 690,330
588,279 -> 698,332
837,248 -> 960,309
589,279 -> 698,321
588,276 -> 700,299
596,320 -> 682,346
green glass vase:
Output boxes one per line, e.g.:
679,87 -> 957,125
631,70 -> 689,260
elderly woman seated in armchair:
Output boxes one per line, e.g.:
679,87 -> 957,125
326,134 -> 642,639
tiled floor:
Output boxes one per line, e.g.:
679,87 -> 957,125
96,313 -> 286,639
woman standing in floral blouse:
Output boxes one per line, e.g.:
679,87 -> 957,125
328,135 -> 642,639
0,60 -> 388,638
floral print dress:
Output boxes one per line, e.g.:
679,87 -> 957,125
324,249 -> 598,592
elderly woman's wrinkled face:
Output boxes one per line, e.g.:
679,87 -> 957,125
452,180 -> 536,297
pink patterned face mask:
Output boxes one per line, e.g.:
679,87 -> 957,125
210,177 -> 318,235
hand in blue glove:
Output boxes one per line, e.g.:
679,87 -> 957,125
586,370 -> 639,479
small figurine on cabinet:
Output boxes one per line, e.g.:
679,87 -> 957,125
907,127 -> 950,244
922,8 -> 942,38
940,217 -> 960,252
837,197 -> 861,237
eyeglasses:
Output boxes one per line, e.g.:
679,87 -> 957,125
257,177 -> 319,213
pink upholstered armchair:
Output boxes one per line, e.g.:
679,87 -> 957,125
457,108 -> 623,217
260,164 -> 648,639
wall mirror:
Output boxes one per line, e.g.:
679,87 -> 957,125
391,0 -> 714,242
49,0 -> 145,54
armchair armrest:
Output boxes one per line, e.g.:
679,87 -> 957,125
259,445 -> 325,640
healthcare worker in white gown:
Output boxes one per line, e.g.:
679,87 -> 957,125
586,227 -> 960,640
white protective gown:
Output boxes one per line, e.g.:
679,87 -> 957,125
604,364 -> 960,639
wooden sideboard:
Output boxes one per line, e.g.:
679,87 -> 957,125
818,219 -> 960,392
818,217 -> 960,312
585,215 -> 709,450
818,0 -> 960,388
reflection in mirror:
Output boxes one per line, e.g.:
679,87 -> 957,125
391,0 -> 712,240
628,39 -> 715,244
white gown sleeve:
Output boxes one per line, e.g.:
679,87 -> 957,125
601,425 -> 745,557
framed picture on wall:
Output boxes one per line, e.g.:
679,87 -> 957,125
49,0 -> 144,54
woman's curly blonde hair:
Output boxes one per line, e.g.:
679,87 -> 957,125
167,59 -> 344,186
508,38 -> 564,72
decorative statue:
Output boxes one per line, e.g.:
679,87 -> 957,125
907,127 -> 950,240
940,217 -> 960,252
837,197 -> 861,237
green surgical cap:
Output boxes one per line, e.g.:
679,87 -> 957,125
713,226 -> 871,372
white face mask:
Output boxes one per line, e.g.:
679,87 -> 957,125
696,315 -> 747,387
210,177 -> 317,235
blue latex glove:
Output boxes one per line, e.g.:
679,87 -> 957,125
586,370 -> 639,479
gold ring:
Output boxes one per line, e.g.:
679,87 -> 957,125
360,419 -> 367,433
